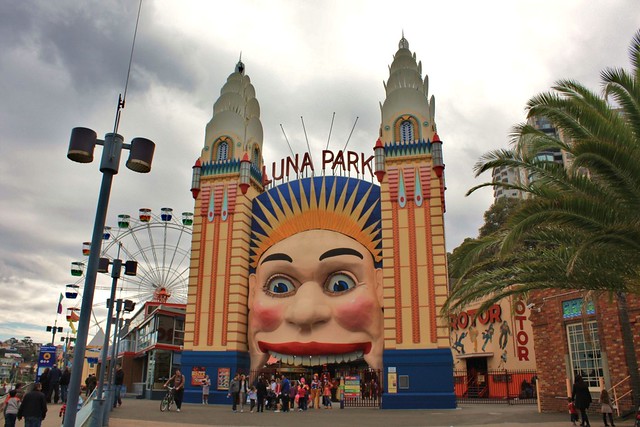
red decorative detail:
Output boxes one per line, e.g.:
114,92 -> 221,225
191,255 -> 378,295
434,164 -> 444,178
408,206 -> 421,343
374,170 -> 385,183
194,218 -> 207,346
374,138 -> 384,149
387,168 -> 399,199
433,133 -> 441,143
191,188 -> 200,199
239,182 -> 249,195
241,152 -> 250,162
404,167 -> 415,201
400,196 -> 405,203
221,215 -> 234,347
207,218 -> 221,346
262,165 -> 272,187
391,202 -> 403,344
424,201 -> 437,343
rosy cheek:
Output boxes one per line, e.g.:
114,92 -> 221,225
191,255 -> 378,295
250,302 -> 283,331
334,296 -> 376,331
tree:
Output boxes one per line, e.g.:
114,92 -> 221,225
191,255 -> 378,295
444,30 -> 640,406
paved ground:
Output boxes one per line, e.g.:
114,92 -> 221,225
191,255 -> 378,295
41,399 -> 637,427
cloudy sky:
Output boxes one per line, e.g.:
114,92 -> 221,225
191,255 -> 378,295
1,0 -> 638,344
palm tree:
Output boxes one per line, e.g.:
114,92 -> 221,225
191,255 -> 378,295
444,30 -> 640,406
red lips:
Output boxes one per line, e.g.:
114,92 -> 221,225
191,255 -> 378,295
258,341 -> 371,355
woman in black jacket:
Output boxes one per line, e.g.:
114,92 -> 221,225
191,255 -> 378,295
572,375 -> 592,427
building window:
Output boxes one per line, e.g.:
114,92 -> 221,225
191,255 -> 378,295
251,146 -> 260,169
216,141 -> 229,161
567,321 -> 603,389
563,298 -> 596,319
400,121 -> 414,143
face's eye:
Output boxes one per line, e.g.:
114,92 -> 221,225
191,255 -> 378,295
264,275 -> 296,297
325,272 -> 357,294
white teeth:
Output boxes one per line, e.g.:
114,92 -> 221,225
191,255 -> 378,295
268,350 -> 365,365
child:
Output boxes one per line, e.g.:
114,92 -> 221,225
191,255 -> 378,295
248,386 -> 257,413
567,397 -> 578,426
202,375 -> 211,405
599,388 -> 615,427
2,389 -> 20,427
323,380 -> 333,409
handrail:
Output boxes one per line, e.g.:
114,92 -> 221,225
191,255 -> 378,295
609,375 -> 631,417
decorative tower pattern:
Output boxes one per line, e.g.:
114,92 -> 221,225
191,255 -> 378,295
378,36 -> 454,409
183,60 -> 264,373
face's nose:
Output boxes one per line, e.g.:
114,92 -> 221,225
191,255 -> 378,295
284,281 -> 331,331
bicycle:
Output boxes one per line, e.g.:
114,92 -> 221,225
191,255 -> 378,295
160,386 -> 175,412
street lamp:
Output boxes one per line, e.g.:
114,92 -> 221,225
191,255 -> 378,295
45,324 -> 63,346
103,298 -> 135,426
64,128 -> 154,427
94,252 -> 136,426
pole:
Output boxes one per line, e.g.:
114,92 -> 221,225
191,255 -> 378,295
63,168 -> 115,427
91,258 -> 121,427
51,318 -> 59,345
103,301 -> 123,426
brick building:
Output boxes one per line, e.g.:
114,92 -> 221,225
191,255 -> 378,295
530,289 -> 640,413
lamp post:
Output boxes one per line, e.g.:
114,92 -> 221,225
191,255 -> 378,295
93,249 -> 136,427
45,322 -> 64,346
103,298 -> 134,426
60,336 -> 76,367
64,128 -> 154,427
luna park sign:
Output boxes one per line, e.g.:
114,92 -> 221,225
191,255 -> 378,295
269,150 -> 375,181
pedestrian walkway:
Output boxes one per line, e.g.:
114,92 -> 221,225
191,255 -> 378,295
42,399 -> 637,427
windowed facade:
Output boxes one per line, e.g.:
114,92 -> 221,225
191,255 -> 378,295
400,120 -> 414,143
216,140 -> 229,161
566,321 -> 603,389
252,146 -> 260,169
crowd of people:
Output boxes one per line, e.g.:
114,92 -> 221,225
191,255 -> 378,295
224,372 -> 348,413
0,363 -> 126,427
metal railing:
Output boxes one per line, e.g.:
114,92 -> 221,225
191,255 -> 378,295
609,375 -> 632,417
454,369 -> 538,405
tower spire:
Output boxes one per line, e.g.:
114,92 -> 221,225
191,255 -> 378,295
236,51 -> 245,74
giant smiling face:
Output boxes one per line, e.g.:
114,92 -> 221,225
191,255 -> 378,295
248,229 -> 383,372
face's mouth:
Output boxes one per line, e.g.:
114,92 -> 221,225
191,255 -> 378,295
258,341 -> 371,366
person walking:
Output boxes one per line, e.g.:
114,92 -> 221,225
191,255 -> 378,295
113,364 -> 124,408
571,375 -> 592,427
38,369 -> 50,403
163,369 -> 185,412
239,374 -> 249,413
310,373 -> 321,409
48,365 -> 61,404
280,375 -> 290,412
1,389 -> 20,427
228,373 -> 240,413
599,388 -> 615,427
256,375 -> 267,413
17,383 -> 47,427
59,367 -> 70,403
201,374 -> 211,405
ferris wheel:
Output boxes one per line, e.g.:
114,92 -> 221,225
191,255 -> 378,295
66,207 -> 193,311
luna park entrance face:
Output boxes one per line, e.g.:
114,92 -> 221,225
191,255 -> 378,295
251,363 -> 383,408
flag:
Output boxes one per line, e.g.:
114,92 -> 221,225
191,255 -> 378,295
57,293 -> 63,314
69,320 -> 76,334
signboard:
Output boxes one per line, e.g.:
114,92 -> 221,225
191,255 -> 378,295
191,366 -> 206,386
388,372 -> 397,394
36,346 -> 57,381
217,367 -> 230,390
343,375 -> 360,398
